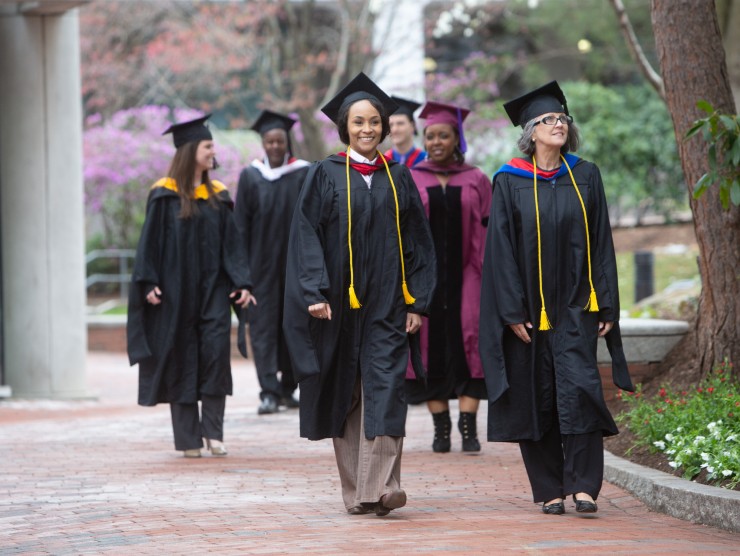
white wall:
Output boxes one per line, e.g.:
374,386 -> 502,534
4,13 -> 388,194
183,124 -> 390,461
371,0 -> 429,102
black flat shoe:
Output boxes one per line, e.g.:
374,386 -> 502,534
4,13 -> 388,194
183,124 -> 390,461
542,501 -> 565,515
347,505 -> 371,515
258,396 -> 279,415
374,489 -> 407,516
572,494 -> 598,513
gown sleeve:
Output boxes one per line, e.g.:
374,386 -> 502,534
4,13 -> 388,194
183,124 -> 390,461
399,165 -> 436,316
489,174 -> 528,325
220,189 -> 252,291
479,173 -> 527,402
587,163 -> 634,391
126,190 -> 167,365
589,163 -> 619,323
282,162 -> 331,382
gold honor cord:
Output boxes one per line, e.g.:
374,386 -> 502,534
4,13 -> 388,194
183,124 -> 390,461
561,154 -> 599,313
532,155 -> 599,331
345,149 -> 361,308
532,156 -> 553,331
344,148 -> 416,309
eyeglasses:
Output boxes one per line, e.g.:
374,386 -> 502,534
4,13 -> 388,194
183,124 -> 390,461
534,115 -> 574,126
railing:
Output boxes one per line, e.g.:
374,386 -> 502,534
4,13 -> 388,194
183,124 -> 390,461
86,249 -> 135,302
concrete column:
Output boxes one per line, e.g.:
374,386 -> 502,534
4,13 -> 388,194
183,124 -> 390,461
0,10 -> 88,398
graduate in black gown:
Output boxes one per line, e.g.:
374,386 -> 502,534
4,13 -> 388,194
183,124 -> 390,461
479,82 -> 633,515
127,115 -> 254,458
234,110 -> 310,415
383,96 -> 427,168
283,73 -> 436,516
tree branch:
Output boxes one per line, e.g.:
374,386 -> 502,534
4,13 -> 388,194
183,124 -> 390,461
608,0 -> 665,100
320,0 -> 351,107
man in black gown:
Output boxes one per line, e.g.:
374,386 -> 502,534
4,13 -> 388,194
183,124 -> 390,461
234,110 -> 310,414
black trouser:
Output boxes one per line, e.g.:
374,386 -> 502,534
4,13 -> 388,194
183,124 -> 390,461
170,394 -> 226,451
257,368 -> 297,401
519,425 -> 604,503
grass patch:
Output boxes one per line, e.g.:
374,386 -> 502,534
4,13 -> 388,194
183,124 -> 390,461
616,250 -> 699,310
102,304 -> 128,315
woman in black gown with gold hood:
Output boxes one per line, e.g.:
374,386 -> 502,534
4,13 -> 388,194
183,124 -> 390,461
479,82 -> 633,515
127,115 -> 253,458
283,73 -> 436,517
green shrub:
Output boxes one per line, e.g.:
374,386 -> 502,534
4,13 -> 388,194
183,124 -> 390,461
616,358 -> 740,489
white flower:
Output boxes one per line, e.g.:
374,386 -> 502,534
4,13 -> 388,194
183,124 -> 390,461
722,470 -> 733,477
726,435 -> 737,442
669,461 -> 679,468
676,427 -> 683,432
654,440 -> 666,450
707,466 -> 715,474
666,449 -> 676,455
701,452 -> 711,461
665,433 -> 674,441
693,436 -> 706,445
707,422 -> 717,430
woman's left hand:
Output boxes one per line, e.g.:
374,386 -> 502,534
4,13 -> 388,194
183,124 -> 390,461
598,321 -> 614,337
406,312 -> 422,334
231,289 -> 257,309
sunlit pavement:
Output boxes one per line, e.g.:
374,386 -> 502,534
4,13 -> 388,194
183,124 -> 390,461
0,352 -> 737,555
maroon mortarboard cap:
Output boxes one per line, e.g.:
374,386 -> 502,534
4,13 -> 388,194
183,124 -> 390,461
418,100 -> 471,153
321,72 -> 398,124
162,114 -> 213,148
503,81 -> 569,127
250,110 -> 297,136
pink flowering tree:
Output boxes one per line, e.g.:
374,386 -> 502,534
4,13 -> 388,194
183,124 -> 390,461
84,105 -> 256,249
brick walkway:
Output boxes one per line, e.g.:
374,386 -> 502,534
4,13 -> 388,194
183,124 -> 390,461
0,352 -> 737,555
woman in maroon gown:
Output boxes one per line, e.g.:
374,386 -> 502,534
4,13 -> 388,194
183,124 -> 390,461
406,101 -> 492,453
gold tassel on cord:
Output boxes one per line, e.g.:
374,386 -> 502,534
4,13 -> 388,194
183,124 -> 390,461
539,307 -> 553,331
348,285 -> 362,309
560,155 -> 601,314
585,288 -> 599,312
402,281 -> 416,305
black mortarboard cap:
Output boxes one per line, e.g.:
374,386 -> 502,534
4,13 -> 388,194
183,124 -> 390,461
503,81 -> 569,127
250,110 -> 297,136
321,72 -> 398,124
390,96 -> 421,118
162,114 -> 213,148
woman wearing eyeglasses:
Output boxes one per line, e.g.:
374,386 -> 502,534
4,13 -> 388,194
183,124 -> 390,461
479,82 -> 633,515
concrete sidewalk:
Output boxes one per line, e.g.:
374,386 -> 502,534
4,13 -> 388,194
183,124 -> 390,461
0,352 -> 737,555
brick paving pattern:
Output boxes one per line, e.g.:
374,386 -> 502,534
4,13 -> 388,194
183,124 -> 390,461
0,352 -> 737,555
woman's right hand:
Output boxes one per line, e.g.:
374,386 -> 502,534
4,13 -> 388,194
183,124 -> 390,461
308,302 -> 332,321
509,322 -> 533,344
146,286 -> 162,305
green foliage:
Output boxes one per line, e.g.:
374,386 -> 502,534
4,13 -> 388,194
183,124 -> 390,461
501,0 -> 656,88
685,101 -> 740,208
616,358 -> 740,489
563,81 -> 687,220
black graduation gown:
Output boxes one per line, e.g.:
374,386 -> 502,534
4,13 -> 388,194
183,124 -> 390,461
127,180 -> 251,406
233,163 -> 309,373
479,157 -> 632,442
283,155 -> 437,441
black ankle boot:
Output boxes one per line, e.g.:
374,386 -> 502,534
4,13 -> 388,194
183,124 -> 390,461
458,412 -> 481,452
432,410 -> 451,453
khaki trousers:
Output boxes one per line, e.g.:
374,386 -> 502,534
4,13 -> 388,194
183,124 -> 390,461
332,374 -> 403,510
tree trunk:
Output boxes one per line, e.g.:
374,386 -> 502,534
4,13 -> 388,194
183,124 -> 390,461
652,0 -> 740,379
